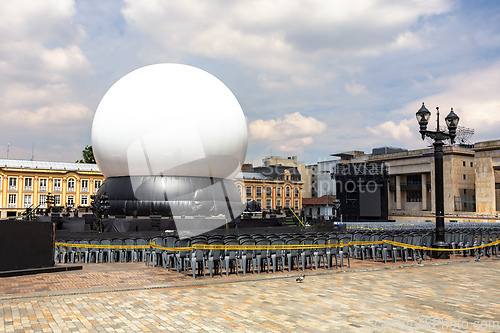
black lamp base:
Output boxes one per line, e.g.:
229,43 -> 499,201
431,241 -> 450,259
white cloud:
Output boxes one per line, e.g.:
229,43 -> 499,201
121,0 -> 453,88
41,45 -> 91,75
389,31 -> 426,50
249,112 -> 326,152
277,137 -> 314,152
0,103 -> 93,127
366,119 -> 414,142
367,60 -> 500,148
345,79 -> 367,96
0,0 -> 93,160
0,0 -> 91,82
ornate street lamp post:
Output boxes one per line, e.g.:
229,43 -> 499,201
416,102 -> 459,259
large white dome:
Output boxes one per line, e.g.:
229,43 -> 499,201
91,63 -> 248,178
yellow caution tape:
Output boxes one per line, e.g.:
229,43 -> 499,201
55,239 -> 500,252
384,239 -> 500,252
55,242 -> 150,249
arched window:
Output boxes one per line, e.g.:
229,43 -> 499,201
67,178 -> 76,192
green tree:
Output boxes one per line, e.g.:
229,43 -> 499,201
76,145 -> 96,164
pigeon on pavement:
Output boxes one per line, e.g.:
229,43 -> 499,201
296,275 -> 306,283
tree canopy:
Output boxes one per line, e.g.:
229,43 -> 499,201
76,145 -> 96,164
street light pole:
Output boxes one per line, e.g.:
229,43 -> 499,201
416,103 -> 459,259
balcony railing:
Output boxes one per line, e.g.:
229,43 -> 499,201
39,186 -> 47,191
81,187 -> 89,193
24,186 -> 33,191
9,186 -> 17,191
8,203 -> 17,208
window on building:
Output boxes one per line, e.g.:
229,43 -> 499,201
406,174 -> 422,185
463,161 -> 466,167
285,200 -> 290,208
406,190 -> 422,202
23,194 -> 32,208
256,186 -> 262,197
67,178 -> 76,192
39,178 -> 47,191
237,185 -> 242,197
294,188 -> 299,198
277,187 -> 282,197
53,179 -> 62,192
81,195 -> 88,206
294,200 -> 299,210
285,187 -> 290,197
463,174 -> 466,180
246,186 -> 252,197
54,195 -> 61,206
256,199 -> 262,208
67,195 -> 75,207
266,187 -> 272,196
266,199 -> 272,209
0,176 -> 2,190
24,178 -> 33,191
94,180 -> 102,192
454,195 -> 476,212
81,179 -> 89,192
8,194 -> 17,208
470,162 -> 473,167
277,200 -> 281,209
9,178 -> 17,191
39,194 -> 47,208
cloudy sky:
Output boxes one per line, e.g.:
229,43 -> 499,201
1,0 -> 500,166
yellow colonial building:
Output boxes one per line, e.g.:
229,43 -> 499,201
0,159 -> 104,218
234,166 -> 303,211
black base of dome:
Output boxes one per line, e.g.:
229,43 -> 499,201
96,175 -> 244,219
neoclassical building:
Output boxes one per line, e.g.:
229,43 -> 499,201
336,139 -> 500,223
262,156 -> 312,198
234,165 -> 303,211
0,159 -> 104,218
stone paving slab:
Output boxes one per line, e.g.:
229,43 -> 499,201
0,254 -> 484,297
1,257 -> 499,332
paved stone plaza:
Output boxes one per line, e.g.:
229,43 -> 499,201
1,258 -> 499,332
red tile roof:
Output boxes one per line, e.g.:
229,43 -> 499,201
302,195 -> 337,206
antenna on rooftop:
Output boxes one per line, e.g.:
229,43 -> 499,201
7,143 -> 9,159
31,142 -> 34,161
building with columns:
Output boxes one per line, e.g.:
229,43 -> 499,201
0,159 -> 104,218
369,146 -> 475,221
335,139 -> 500,223
474,140 -> 500,216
